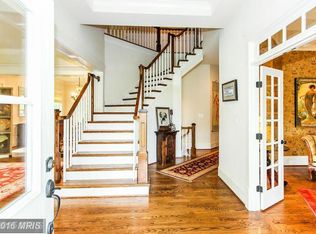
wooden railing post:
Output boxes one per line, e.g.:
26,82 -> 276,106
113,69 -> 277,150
171,34 -> 175,73
155,27 -> 161,52
137,109 -> 148,184
54,109 -> 62,183
134,66 -> 145,118
191,123 -> 197,158
140,66 -> 145,109
90,74 -> 95,121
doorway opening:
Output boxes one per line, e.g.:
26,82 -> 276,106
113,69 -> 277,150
257,39 -> 316,211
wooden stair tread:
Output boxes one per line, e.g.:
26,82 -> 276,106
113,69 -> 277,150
73,151 -> 133,157
104,104 -> 135,107
78,140 -> 133,144
132,89 -> 161,93
94,112 -> 134,115
57,179 -> 148,188
83,130 -> 133,133
88,121 -> 133,123
123,97 -> 154,101
135,84 -> 167,88
66,164 -> 134,172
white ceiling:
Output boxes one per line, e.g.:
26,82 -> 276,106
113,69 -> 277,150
55,0 -> 245,28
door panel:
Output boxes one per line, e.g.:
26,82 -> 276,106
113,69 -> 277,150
0,0 -> 55,231
260,66 -> 284,210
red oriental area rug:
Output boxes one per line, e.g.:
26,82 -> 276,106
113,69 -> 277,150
158,151 -> 219,182
298,188 -> 316,217
0,163 -> 25,202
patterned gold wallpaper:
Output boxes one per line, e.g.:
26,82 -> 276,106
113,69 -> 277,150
266,51 -> 316,156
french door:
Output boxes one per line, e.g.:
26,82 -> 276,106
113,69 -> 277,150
0,0 -> 55,233
259,66 -> 284,210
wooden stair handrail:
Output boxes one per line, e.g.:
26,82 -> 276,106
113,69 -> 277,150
133,28 -> 188,118
65,73 -> 100,119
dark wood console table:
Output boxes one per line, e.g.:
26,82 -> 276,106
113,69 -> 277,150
155,130 -> 178,169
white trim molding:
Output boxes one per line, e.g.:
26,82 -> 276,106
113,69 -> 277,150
218,167 -> 248,208
284,156 -> 308,166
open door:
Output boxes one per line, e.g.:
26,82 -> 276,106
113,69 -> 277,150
0,0 -> 56,233
259,66 -> 284,210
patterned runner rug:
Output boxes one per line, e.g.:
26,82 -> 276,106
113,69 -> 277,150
0,163 -> 24,202
298,188 -> 316,216
157,151 -> 219,182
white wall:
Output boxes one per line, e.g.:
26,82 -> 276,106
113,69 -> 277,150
219,0 -> 307,211
147,50 -> 203,164
182,64 -> 211,149
55,0 -> 105,71
104,36 -> 157,105
182,64 -> 219,150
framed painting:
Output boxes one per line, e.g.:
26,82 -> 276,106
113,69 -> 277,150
222,80 -> 238,102
295,78 -> 316,127
156,107 -> 171,130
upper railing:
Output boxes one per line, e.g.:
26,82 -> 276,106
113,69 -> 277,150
134,28 -> 203,118
104,26 -> 184,52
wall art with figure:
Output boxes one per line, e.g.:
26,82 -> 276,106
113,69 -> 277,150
295,78 -> 316,127
212,81 -> 219,132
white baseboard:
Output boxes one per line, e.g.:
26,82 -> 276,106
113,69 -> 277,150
284,156 -> 308,166
218,167 -> 248,208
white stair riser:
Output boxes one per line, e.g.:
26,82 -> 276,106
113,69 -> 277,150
66,170 -> 135,180
82,132 -> 133,141
87,123 -> 133,130
55,186 -> 149,198
72,156 -> 135,165
94,114 -> 133,121
77,143 -> 133,152
105,107 -> 134,112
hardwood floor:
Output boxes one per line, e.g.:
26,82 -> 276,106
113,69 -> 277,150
54,150 -> 316,234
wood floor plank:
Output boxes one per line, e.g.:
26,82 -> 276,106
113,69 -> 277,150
55,150 -> 316,234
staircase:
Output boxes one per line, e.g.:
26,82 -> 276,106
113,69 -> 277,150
55,27 -> 203,198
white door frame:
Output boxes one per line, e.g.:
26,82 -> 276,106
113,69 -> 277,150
248,2 -> 316,211
0,0 -> 54,220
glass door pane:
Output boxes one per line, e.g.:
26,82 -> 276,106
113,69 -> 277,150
260,66 -> 284,210
0,0 -> 28,210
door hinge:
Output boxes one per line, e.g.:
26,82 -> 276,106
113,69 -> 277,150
256,185 -> 263,193
256,133 -> 262,140
256,81 -> 262,88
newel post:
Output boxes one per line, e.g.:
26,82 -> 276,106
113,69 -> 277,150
138,109 -> 148,184
54,110 -> 62,183
155,27 -> 161,52
191,123 -> 197,158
